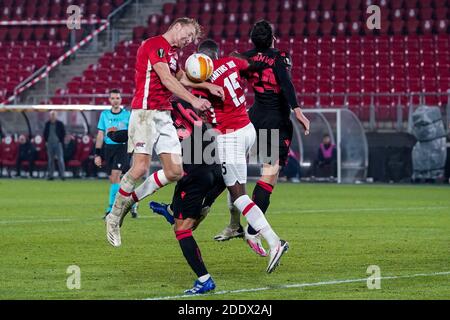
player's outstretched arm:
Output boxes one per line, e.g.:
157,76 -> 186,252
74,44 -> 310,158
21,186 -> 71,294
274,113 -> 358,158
274,53 -> 310,135
153,62 -> 210,111
178,70 -> 224,100
293,107 -> 310,135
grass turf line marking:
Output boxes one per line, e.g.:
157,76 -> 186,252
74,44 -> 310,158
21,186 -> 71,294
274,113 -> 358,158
0,218 -> 74,224
145,271 -> 450,300
1,206 -> 449,225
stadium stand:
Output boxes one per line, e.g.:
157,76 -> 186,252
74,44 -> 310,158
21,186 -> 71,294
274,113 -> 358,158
66,134 -> 94,177
0,0 -> 124,102
0,135 -> 19,177
50,0 -> 450,124
0,133 -> 95,178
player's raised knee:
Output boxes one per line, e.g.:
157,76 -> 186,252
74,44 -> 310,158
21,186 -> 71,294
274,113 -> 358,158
164,167 -> 183,182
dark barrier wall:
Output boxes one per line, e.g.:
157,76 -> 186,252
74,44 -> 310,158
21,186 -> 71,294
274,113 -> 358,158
367,133 -> 417,183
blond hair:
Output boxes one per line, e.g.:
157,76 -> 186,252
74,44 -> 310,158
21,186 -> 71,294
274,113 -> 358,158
168,17 -> 202,39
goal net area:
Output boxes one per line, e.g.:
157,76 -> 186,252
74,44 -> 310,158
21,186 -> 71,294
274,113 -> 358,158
291,108 -> 368,184
246,108 -> 369,184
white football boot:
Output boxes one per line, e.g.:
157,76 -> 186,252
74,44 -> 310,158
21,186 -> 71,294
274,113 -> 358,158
266,240 -> 289,273
213,224 -> 244,241
118,197 -> 136,227
244,225 -> 268,257
105,213 -> 121,247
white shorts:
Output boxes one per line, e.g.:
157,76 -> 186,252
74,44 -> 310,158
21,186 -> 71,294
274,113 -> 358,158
216,123 -> 256,186
128,109 -> 181,156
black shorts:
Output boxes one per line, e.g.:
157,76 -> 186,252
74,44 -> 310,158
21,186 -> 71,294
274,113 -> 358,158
103,144 -> 129,175
172,164 -> 225,220
252,121 -> 293,167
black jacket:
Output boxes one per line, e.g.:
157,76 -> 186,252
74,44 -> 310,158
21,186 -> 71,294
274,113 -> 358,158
44,120 -> 66,144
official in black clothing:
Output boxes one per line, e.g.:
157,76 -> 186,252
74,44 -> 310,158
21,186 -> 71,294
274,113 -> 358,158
43,111 -> 66,180
16,134 -> 36,177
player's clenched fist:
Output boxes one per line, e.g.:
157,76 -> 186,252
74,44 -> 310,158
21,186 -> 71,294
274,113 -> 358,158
191,97 -> 211,112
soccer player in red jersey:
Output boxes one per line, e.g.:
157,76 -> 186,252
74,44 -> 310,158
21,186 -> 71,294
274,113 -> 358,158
105,18 -> 224,247
192,39 -> 289,274
214,21 -> 310,257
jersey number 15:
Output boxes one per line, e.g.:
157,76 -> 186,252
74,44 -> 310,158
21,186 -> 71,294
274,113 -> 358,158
224,72 -> 245,107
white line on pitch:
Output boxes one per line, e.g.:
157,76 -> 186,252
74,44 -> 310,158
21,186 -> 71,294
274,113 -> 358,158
0,205 -> 448,225
0,218 -> 74,224
145,271 -> 450,300
273,206 -> 450,214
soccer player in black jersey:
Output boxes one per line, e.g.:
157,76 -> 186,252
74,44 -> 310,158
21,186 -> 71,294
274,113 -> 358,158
214,20 -> 310,257
109,98 -> 225,294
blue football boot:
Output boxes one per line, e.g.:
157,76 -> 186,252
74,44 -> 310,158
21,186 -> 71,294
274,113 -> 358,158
184,277 -> 216,295
149,201 -> 175,225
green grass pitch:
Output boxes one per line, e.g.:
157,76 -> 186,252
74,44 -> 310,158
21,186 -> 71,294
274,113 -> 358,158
0,179 -> 449,300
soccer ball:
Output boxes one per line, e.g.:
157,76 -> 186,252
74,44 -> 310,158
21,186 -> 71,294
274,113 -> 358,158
185,53 -> 214,83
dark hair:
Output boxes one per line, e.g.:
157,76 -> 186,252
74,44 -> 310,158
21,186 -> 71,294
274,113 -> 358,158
197,39 -> 219,60
250,20 -> 273,50
109,89 -> 121,95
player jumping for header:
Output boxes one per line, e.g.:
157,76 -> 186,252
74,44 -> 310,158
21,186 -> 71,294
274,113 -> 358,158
105,17 -> 224,247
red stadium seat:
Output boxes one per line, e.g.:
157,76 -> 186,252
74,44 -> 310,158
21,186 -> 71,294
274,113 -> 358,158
306,21 -> 320,36
67,135 -> 94,176
49,4 -> 61,19
419,7 -> 433,20
241,1 -> 253,13
335,22 -> 347,36
349,21 -> 363,35
420,20 -> 434,35
202,2 -> 213,13
8,28 -> 21,41
435,7 -> 448,20
321,0 -> 334,11
348,10 -> 362,22
25,5 -> 36,19
226,0 -> 239,13
32,135 -> 48,175
348,0 -> 361,10
0,7 -> 11,21
100,3 -> 113,19
224,24 -> 238,40
1,136 -> 18,176
162,3 -> 175,15
334,10 -> 347,23
404,0 -> 418,8
436,20 -> 448,34
87,3 -> 99,18
406,19 -> 420,34
334,0 -> 347,10
391,20 -> 405,35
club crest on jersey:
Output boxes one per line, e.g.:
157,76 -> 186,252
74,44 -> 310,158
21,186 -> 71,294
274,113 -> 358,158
157,48 -> 165,58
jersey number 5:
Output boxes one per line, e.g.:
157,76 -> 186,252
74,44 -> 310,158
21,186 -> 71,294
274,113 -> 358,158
224,72 -> 245,107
